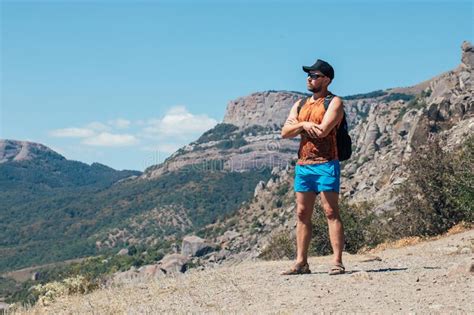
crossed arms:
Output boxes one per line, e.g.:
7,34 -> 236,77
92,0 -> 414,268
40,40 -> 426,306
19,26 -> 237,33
280,97 -> 343,139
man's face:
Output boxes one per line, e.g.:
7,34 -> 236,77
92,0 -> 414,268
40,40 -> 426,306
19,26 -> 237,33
306,71 -> 330,93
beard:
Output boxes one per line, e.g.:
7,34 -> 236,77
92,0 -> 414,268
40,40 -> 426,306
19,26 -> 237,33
307,84 -> 322,93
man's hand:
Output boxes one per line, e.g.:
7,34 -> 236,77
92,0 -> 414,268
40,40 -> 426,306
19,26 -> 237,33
302,122 -> 321,138
284,117 -> 299,125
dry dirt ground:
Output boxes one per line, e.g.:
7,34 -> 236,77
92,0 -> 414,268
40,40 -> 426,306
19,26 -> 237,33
15,229 -> 473,314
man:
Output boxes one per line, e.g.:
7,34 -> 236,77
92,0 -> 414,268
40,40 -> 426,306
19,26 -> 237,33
280,59 -> 345,275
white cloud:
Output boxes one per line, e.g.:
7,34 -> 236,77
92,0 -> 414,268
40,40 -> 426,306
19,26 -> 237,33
108,118 -> 131,129
47,107 -> 215,152
85,121 -> 110,131
82,132 -> 139,147
143,106 -> 217,139
49,128 -> 95,138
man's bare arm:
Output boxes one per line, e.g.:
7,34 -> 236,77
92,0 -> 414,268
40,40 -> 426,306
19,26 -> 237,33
311,97 -> 344,138
281,101 -> 304,139
281,100 -> 322,139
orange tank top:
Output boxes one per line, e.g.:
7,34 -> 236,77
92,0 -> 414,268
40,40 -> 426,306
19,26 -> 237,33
297,96 -> 338,165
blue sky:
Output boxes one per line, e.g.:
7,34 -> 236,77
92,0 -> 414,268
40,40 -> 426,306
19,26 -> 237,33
1,0 -> 472,171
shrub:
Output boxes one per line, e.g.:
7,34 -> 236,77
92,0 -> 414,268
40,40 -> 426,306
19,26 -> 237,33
343,90 -> 387,100
259,231 -> 296,260
388,136 -> 473,238
260,199 -> 383,260
382,93 -> 414,102
309,200 -> 382,256
195,123 -> 238,144
32,275 -> 99,306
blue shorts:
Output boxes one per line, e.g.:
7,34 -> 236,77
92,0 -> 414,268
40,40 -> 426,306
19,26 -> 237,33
294,160 -> 340,193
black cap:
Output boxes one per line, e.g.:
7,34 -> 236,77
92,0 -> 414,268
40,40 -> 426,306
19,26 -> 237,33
302,59 -> 335,80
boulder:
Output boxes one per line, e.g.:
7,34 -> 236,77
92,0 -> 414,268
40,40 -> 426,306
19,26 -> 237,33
31,272 -> 41,281
217,230 -> 241,244
182,235 -> 217,257
138,264 -> 165,279
254,181 -> 266,197
159,253 -> 190,274
461,41 -> 473,69
0,302 -> 9,312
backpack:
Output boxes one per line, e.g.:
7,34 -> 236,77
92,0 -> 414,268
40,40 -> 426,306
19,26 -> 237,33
297,93 -> 352,161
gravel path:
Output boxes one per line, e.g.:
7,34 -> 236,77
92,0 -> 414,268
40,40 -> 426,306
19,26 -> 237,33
19,229 -> 473,314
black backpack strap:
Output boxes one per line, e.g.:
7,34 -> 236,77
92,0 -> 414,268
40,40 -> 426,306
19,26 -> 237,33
297,97 -> 309,115
323,92 -> 335,111
324,93 -> 345,129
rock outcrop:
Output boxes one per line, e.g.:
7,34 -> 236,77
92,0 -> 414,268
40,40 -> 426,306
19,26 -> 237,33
158,253 -> 189,274
222,91 -> 305,128
181,236 -> 217,257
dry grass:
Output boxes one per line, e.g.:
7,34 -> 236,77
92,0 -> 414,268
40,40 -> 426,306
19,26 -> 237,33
361,221 -> 472,254
444,221 -> 471,235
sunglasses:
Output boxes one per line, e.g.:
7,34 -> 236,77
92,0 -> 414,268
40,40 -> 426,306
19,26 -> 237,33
307,73 -> 325,80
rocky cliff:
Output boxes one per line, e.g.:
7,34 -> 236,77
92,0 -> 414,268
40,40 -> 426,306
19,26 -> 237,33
222,90 -> 306,128
341,41 -> 472,208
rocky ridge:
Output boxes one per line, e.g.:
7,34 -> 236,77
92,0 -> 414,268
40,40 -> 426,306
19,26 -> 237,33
0,139 -> 65,163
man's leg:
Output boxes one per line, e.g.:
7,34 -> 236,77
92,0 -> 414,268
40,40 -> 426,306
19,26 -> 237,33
295,191 -> 317,265
320,191 -> 344,264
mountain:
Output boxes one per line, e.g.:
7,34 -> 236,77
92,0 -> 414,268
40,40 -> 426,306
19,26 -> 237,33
0,139 -> 271,272
0,140 -> 140,189
0,140 -> 142,271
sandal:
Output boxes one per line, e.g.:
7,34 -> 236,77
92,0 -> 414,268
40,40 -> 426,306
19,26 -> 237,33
328,263 -> 345,275
281,262 -> 311,275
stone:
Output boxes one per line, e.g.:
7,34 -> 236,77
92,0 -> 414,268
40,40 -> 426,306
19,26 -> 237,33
217,230 -> 241,244
254,181 -> 266,197
0,302 -> 9,312
350,271 -> 372,281
215,249 -> 230,260
358,255 -> 382,262
459,247 -> 472,255
461,41 -> 473,69
159,253 -> 190,274
438,246 -> 459,255
447,258 -> 474,277
31,272 -> 41,281
181,235 -> 217,257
